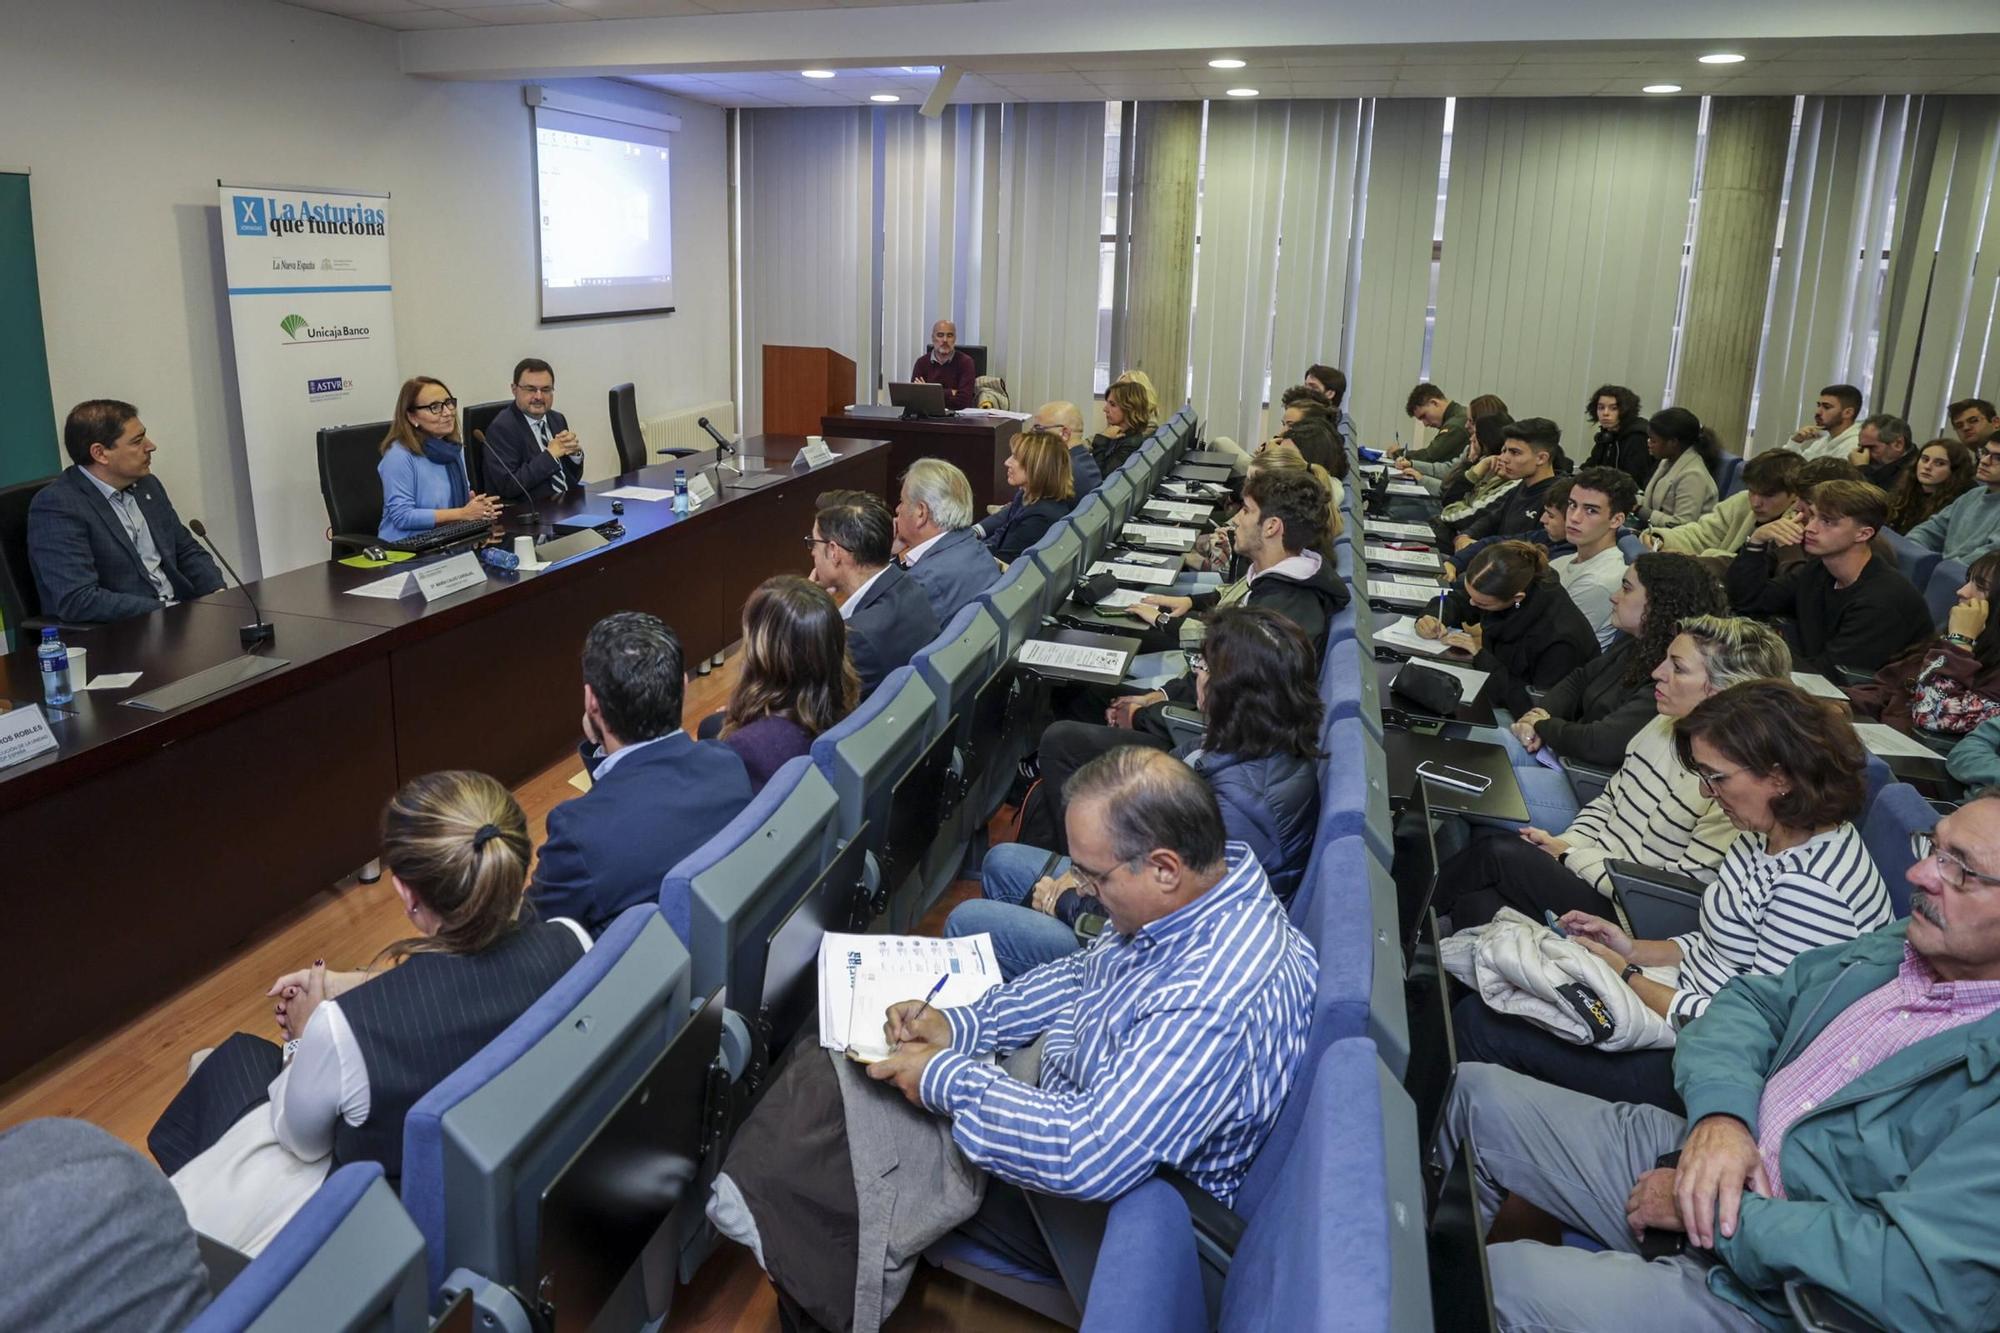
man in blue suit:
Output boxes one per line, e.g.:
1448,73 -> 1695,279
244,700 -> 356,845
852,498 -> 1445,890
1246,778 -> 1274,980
27,400 -> 224,623
528,611 -> 755,940
893,458 -> 1000,624
809,491 -> 940,697
478,358 -> 585,504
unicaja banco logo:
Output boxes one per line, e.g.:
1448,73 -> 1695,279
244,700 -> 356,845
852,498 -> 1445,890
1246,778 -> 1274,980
278,314 -> 371,344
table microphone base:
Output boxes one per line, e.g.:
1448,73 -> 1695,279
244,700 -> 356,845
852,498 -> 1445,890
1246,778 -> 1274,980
240,622 -> 277,648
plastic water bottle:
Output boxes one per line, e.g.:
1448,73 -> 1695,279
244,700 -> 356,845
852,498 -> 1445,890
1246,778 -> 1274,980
38,627 -> 74,707
673,468 -> 689,513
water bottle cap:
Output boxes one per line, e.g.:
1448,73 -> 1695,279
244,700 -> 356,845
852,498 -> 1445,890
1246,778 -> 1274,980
40,626 -> 57,640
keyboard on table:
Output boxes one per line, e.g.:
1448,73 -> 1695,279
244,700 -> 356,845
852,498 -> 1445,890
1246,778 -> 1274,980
386,517 -> 497,554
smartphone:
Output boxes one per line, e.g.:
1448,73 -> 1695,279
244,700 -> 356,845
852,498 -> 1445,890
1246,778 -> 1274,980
1543,909 -> 1570,937
1416,760 -> 1493,794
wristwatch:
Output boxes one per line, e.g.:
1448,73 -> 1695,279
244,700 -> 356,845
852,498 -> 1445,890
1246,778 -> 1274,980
1622,963 -> 1643,981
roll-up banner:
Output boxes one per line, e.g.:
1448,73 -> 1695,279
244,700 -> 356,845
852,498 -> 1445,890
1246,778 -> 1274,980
217,183 -> 399,576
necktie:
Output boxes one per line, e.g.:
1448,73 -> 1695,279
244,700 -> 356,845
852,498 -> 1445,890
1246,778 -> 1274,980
538,417 -> 569,496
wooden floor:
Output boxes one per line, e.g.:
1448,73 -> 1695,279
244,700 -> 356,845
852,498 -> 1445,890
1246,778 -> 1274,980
0,650 -> 1059,1333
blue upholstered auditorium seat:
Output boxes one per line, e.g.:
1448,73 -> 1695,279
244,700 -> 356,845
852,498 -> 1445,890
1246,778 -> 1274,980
189,1163 -> 428,1333
1885,525 -> 1941,592
1926,558 -> 1969,627
809,666 -> 947,929
1863,782 -> 1934,918
1080,1039 -> 1433,1332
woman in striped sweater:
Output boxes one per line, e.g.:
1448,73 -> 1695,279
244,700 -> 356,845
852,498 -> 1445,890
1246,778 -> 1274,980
1437,614 -> 1790,928
1458,681 -> 1892,1111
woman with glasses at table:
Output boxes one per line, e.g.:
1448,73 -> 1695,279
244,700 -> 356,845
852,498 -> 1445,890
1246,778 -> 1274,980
1450,680 -> 1892,1112
376,376 -> 502,542
943,606 -> 1322,979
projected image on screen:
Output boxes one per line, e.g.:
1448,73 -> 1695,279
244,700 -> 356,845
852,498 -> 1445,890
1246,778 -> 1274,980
534,108 -> 676,321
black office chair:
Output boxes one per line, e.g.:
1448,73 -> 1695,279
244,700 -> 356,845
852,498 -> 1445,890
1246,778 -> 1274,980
0,475 -> 57,651
316,420 -> 392,557
608,382 -> 696,477
460,399 -> 509,492
958,343 -> 988,378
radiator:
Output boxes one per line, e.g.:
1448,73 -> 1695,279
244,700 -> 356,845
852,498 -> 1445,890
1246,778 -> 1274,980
641,400 -> 738,453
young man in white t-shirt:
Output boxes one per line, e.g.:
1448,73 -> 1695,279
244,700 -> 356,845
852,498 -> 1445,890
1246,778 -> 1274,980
1551,466 -> 1634,648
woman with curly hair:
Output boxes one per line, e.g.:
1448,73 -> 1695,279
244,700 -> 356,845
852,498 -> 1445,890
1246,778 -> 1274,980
1886,437 -> 1976,534
1501,553 -> 1728,770
1582,382 -> 1655,488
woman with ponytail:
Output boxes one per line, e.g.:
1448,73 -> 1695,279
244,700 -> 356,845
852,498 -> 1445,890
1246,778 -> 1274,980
152,771 -> 589,1254
1636,406 -> 1721,528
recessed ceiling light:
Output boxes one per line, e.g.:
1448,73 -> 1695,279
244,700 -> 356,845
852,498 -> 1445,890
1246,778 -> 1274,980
870,93 -> 901,103
1698,53 -> 1746,65
1208,58 -> 1246,70
801,69 -> 835,78
1642,83 -> 1683,94
1226,87 -> 1259,97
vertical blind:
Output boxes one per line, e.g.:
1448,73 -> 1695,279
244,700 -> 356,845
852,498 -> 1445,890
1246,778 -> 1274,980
735,95 -> 1999,452
736,108 -> 875,434
1431,97 -> 1700,444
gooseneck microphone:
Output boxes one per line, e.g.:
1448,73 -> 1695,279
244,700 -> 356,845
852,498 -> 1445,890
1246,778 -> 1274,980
188,519 -> 276,648
484,442 -> 541,526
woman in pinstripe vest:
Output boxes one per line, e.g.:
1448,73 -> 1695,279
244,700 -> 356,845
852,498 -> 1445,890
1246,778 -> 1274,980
152,771 -> 588,1255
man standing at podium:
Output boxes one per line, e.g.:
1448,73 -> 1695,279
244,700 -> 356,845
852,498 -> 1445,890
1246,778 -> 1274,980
910,319 -> 976,410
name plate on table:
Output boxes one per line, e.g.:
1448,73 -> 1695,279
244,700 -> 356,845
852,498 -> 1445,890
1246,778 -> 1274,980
1120,522 -> 1198,550
414,551 -> 488,602
0,704 -> 58,771
686,472 -> 718,507
799,440 -> 837,469
1087,560 -> 1175,587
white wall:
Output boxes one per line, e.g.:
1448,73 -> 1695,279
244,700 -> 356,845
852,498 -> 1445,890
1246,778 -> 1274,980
0,0 -> 730,576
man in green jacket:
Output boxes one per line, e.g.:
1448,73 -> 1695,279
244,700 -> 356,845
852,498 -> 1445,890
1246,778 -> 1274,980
1445,792 -> 2000,1331
1397,382 -> 1470,464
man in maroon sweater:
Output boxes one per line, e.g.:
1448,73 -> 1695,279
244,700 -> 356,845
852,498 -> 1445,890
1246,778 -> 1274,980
910,319 -> 976,409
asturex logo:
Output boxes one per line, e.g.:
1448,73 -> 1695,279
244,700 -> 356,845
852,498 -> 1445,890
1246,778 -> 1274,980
307,377 -> 354,400
233,195 -> 268,236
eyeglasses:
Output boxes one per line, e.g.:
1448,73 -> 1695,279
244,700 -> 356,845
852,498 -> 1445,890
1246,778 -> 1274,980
1190,652 -> 1208,674
1911,829 -> 2000,891
1694,766 -> 1748,796
1981,451 -> 2000,465
803,536 -> 838,551
513,383 -> 553,394
414,398 -> 458,416
1068,854 -> 1139,895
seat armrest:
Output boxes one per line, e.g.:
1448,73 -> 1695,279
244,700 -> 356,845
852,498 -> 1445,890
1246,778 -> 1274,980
1558,756 -> 1617,806
1607,859 -> 1703,938
1155,1166 -> 1246,1276
656,446 -> 699,458
1157,704 -> 1205,751
1829,664 -> 1874,687
1784,1280 -> 1884,1332
330,532 -> 378,553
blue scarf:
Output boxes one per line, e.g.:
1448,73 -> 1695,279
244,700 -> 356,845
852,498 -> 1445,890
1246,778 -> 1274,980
421,439 -> 471,510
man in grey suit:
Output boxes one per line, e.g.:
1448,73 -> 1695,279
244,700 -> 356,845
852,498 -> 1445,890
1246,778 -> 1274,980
809,490 -> 939,698
893,458 -> 1000,624
27,399 -> 223,623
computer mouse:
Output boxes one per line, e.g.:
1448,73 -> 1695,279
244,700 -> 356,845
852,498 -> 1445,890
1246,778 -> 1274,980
363,545 -> 387,562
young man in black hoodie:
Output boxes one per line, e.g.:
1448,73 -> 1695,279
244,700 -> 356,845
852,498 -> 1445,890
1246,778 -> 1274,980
1439,417 -> 1565,551
1725,478 -> 1933,677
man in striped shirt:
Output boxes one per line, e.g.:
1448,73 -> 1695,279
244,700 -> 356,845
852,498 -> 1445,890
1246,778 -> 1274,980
867,747 -> 1316,1275
1443,793 -> 2000,1332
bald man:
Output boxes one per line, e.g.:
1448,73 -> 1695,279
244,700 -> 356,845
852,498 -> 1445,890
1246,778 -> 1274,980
910,320 -> 977,410
1027,400 -> 1102,494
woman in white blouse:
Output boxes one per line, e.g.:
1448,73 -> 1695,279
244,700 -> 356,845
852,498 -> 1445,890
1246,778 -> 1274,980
149,771 -> 591,1254
1636,405 -> 1722,528
1455,679 -> 1891,1113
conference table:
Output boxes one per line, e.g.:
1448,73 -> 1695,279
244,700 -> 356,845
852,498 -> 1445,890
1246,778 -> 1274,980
0,435 -> 889,1083
821,405 -> 1021,508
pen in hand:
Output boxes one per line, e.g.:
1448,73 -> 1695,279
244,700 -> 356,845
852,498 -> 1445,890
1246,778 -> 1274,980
897,973 -> 950,1045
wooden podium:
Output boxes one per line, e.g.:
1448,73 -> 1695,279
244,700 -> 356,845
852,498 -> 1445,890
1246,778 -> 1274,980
763,345 -> 856,435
